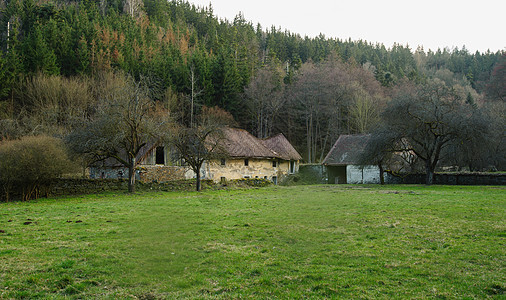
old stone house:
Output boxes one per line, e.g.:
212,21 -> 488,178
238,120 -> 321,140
322,134 -> 380,184
90,127 -> 301,184
88,143 -> 195,182
202,127 -> 302,184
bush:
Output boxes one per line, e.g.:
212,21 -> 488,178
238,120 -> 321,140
230,178 -> 272,187
0,135 -> 76,201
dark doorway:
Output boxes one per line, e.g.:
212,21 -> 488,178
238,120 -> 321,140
327,166 -> 346,184
156,147 -> 165,165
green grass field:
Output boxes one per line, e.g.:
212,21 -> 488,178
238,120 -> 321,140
1,185 -> 505,299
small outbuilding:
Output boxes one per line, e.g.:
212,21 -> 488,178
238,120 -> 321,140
322,134 -> 380,184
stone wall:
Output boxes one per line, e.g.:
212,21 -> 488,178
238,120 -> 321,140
137,165 -> 194,182
289,165 -> 505,186
90,167 -> 130,180
385,172 -> 506,185
90,165 -> 196,183
0,178 -> 220,201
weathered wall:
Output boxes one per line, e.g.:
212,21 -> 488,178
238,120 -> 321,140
90,167 -> 131,180
90,166 -> 196,183
204,159 -> 299,183
91,158 -> 300,184
48,179 -> 216,197
347,165 -> 381,184
137,165 -> 194,182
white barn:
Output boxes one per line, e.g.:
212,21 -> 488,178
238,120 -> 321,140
322,135 -> 380,184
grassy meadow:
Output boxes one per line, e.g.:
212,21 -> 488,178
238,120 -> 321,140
0,185 -> 505,298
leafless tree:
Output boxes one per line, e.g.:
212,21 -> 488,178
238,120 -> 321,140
169,106 -> 232,191
243,65 -> 285,138
371,79 -> 488,184
287,58 -> 384,163
66,73 -> 163,193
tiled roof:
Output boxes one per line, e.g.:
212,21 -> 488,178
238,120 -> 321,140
262,133 -> 302,161
220,128 -> 301,160
322,134 -> 370,166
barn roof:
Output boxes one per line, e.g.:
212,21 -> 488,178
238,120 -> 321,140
322,134 -> 371,166
220,128 -> 301,160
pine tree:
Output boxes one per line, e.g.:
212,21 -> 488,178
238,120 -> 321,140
22,24 -> 59,75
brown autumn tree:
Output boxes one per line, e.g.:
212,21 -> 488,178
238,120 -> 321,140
485,54 -> 506,102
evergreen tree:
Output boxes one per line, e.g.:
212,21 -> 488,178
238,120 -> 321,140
22,24 -> 59,75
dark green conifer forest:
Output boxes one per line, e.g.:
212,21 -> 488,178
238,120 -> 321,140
0,0 -> 504,168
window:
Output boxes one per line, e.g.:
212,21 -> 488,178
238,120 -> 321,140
244,159 -> 249,166
289,161 -> 295,174
244,176 -> 250,179
264,176 -> 267,179
272,160 -> 277,167
221,158 -> 226,166
155,146 -> 165,165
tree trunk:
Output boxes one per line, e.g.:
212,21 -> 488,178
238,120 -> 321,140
425,161 -> 434,185
196,166 -> 201,192
379,164 -> 385,185
128,157 -> 136,193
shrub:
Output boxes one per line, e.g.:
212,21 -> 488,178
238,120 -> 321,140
0,135 -> 76,201
230,178 -> 272,187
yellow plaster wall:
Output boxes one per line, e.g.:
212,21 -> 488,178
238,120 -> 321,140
204,158 -> 299,182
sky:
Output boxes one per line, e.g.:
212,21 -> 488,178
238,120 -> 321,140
187,0 -> 505,53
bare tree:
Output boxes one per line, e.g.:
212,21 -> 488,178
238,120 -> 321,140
375,79 -> 488,184
243,65 -> 285,138
170,126 -> 223,192
14,73 -> 95,136
289,59 -> 357,163
123,0 -> 144,18
66,73 -> 161,193
348,84 -> 381,134
169,106 -> 232,191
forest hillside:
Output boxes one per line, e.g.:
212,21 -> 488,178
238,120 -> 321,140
0,0 -> 504,166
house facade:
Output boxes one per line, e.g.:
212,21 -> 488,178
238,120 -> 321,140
202,128 -> 301,184
88,144 -> 196,182
90,128 -> 301,184
322,134 -> 380,184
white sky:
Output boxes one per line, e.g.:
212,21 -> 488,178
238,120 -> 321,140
188,0 -> 505,53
